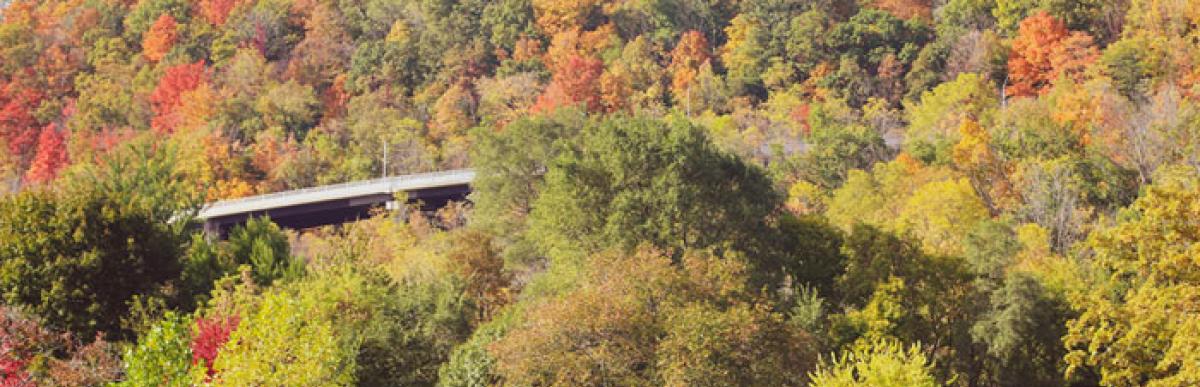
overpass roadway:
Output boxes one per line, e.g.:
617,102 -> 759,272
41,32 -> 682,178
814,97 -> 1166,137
196,169 -> 474,236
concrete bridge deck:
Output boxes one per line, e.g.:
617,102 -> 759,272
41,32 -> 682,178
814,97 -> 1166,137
197,169 -> 475,235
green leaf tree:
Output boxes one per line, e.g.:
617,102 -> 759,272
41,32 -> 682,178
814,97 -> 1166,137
528,115 -> 779,267
0,187 -> 185,339
116,312 -> 200,387
225,216 -> 304,285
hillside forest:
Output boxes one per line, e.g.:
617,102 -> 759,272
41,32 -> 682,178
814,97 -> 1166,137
1,0 -> 1200,386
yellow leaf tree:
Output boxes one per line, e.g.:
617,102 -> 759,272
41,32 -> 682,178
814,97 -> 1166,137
1065,167 -> 1200,386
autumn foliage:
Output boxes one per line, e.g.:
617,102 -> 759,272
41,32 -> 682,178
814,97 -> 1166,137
150,61 -> 208,133
191,315 -> 239,378
1050,32 -> 1100,86
669,31 -> 712,103
0,80 -> 43,164
1008,12 -> 1067,97
1008,11 -> 1098,97
142,14 -> 179,63
0,306 -> 120,385
23,124 -> 67,185
532,55 -> 604,113
1,0 -> 1200,386
198,0 -> 244,26
873,0 -> 933,20
0,308 -> 44,385
532,0 -> 604,37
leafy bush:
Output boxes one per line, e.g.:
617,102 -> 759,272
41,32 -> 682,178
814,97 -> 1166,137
116,312 -> 196,387
191,314 -> 239,378
0,306 -> 121,385
809,340 -> 940,387
211,288 -> 354,386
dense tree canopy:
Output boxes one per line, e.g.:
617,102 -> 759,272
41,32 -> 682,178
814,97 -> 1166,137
0,0 -> 1198,385
1065,168 -> 1200,386
528,115 -> 778,264
0,185 -> 185,339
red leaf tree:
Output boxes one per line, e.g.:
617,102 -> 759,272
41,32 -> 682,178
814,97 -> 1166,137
191,315 -> 239,378
150,61 -> 208,133
0,78 -> 44,165
23,123 -> 68,185
0,307 -> 52,386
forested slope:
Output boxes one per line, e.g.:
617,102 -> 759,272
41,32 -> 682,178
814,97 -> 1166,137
1,0 -> 1199,386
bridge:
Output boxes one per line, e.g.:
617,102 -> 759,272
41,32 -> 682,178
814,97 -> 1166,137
197,169 -> 475,236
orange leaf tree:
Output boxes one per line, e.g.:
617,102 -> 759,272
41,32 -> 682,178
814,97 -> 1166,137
141,14 -> 178,63
1050,31 -> 1099,86
1007,11 -> 1098,97
668,30 -> 712,105
1008,12 -> 1067,97
198,0 -> 244,26
532,54 -> 604,113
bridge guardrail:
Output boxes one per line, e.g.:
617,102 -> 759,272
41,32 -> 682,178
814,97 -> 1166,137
197,169 -> 475,220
